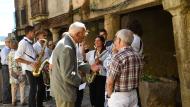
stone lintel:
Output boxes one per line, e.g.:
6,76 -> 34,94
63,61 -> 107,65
162,0 -> 190,16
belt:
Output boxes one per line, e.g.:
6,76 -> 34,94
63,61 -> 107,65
2,64 -> 8,66
114,88 -> 136,92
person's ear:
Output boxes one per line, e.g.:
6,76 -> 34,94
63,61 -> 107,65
118,38 -> 121,44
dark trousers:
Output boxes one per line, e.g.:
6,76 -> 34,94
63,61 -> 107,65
89,75 -> 106,107
1,65 -> 11,104
26,70 -> 45,107
75,89 -> 84,107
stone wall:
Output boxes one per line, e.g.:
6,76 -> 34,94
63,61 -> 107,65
48,0 -> 70,18
139,78 -> 178,107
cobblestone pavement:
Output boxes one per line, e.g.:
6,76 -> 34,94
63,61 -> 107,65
0,85 -> 91,107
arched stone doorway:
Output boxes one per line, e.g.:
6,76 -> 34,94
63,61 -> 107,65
121,5 -> 181,106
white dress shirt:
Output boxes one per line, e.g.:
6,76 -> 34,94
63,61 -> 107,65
33,41 -> 50,61
15,37 -> 37,72
1,45 -> 10,65
76,43 -> 84,61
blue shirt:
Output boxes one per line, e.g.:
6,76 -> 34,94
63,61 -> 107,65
1,46 -> 10,65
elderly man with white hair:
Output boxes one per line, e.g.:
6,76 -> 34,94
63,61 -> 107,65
106,29 -> 143,107
51,22 -> 99,107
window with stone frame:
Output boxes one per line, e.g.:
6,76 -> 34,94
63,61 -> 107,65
30,0 -> 48,17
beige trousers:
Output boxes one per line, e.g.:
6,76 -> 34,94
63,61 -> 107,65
108,90 -> 138,107
55,95 -> 75,107
11,81 -> 26,103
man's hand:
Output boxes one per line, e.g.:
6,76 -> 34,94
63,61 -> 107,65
49,64 -> 53,70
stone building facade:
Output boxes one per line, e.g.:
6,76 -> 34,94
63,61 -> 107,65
14,0 -> 190,106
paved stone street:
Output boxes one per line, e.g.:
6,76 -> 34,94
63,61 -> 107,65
0,85 -> 91,107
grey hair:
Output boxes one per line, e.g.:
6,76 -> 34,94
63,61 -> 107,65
10,38 -> 18,45
68,22 -> 86,34
116,29 -> 134,46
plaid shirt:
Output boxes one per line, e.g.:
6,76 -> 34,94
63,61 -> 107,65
109,47 -> 143,92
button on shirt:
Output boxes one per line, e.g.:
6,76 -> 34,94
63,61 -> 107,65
1,46 -> 10,65
15,37 -> 37,72
108,47 -> 143,92
33,41 -> 50,62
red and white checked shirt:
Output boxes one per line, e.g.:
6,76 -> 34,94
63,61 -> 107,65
108,47 -> 143,92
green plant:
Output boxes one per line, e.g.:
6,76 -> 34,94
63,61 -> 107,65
141,74 -> 160,83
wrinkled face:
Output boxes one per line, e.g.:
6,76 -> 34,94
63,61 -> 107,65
94,37 -> 104,48
114,36 -> 120,50
76,28 -> 86,43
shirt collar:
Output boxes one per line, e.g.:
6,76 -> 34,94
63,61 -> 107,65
118,46 -> 132,53
24,37 -> 33,44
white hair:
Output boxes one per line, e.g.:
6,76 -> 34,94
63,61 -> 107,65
69,22 -> 86,34
116,29 -> 134,45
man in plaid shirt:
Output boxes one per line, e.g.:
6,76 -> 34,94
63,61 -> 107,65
107,29 -> 143,107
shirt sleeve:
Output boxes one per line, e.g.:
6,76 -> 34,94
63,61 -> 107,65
0,48 -> 8,64
15,41 -> 26,59
108,55 -> 120,80
33,43 -> 41,54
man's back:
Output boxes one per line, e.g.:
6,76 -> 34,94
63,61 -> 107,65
109,47 -> 143,92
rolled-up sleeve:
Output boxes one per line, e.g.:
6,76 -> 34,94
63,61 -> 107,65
108,56 -> 120,80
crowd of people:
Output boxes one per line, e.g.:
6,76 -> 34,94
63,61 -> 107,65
0,26 -> 55,107
0,20 -> 144,107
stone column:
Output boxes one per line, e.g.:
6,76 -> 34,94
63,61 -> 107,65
104,14 -> 120,40
162,0 -> 190,107
50,28 -> 60,42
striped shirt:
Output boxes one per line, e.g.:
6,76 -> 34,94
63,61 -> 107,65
109,47 -> 143,92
